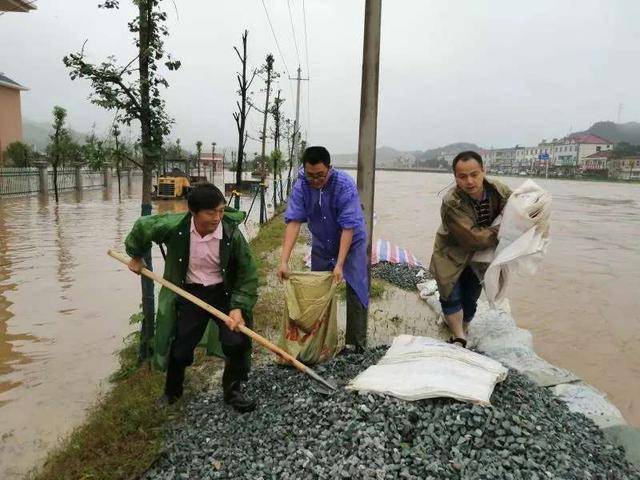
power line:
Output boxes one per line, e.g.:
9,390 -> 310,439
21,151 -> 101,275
258,0 -> 295,120
259,0 -> 291,80
302,0 -> 311,141
286,0 -> 301,66
302,0 -> 310,74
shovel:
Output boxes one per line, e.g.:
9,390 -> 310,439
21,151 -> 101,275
108,249 -> 337,394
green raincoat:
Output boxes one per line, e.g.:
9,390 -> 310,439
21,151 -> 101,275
429,178 -> 512,300
125,208 -> 258,371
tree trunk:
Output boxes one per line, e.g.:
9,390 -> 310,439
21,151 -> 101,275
138,0 -> 155,363
53,162 -> 59,203
234,31 -> 250,210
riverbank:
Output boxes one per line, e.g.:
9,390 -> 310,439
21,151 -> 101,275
29,212 -> 296,480
25,210 -> 640,477
337,165 -> 640,184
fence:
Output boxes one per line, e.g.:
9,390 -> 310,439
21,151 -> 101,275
0,167 -> 40,195
0,166 -> 142,197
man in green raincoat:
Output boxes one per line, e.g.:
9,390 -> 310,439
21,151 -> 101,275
125,183 -> 258,412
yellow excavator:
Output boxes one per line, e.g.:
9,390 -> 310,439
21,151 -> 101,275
156,169 -> 191,198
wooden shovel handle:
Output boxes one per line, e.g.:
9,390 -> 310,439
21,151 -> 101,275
107,249 -> 310,374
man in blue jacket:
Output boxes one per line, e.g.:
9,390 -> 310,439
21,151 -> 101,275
278,146 -> 369,352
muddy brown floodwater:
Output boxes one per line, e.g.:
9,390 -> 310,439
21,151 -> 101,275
0,171 -> 638,478
368,170 -> 640,427
0,174 -> 271,479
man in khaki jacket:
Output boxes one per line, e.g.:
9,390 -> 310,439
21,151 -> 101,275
430,151 -> 512,347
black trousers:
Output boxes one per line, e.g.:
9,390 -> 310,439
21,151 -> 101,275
165,283 -> 251,398
345,282 -> 367,349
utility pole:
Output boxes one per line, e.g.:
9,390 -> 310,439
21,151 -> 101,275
289,66 -> 309,169
355,0 -> 382,346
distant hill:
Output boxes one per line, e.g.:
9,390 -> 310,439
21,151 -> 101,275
573,121 -> 640,145
333,146 -> 417,168
23,119 -> 86,151
332,142 -> 483,169
417,142 -> 482,161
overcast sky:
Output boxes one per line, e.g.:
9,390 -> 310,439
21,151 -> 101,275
2,0 -> 639,154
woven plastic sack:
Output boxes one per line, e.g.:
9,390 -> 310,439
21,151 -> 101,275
473,180 -> 551,305
347,335 -> 508,404
277,271 -> 340,365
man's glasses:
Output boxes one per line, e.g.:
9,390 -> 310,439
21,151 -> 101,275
305,172 -> 328,181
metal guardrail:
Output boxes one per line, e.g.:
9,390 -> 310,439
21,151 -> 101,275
0,167 -> 40,195
0,167 -> 144,197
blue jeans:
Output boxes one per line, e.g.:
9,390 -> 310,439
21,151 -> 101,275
439,266 -> 482,322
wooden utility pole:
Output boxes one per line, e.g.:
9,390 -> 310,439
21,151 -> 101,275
356,0 -> 382,345
289,66 -> 308,169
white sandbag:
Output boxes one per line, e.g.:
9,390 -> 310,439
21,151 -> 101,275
468,304 -> 579,387
474,180 -> 551,305
552,382 -> 626,428
346,335 -> 508,404
416,279 -> 438,298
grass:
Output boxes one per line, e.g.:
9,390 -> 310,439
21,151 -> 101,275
335,278 -> 387,301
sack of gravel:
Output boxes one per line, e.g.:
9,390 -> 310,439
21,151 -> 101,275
347,335 -> 507,404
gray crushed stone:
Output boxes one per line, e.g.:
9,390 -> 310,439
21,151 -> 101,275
371,262 -> 428,292
142,348 -> 639,480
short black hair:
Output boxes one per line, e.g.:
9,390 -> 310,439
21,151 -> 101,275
452,150 -> 484,172
187,183 -> 225,213
302,146 -> 331,167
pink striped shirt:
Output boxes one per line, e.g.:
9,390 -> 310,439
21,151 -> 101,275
186,218 -> 223,286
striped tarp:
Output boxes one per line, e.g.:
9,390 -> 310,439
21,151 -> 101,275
371,238 -> 423,267
304,238 -> 423,268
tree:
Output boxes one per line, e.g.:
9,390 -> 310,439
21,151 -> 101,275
195,140 -> 203,178
83,127 -> 108,171
259,54 -> 277,171
270,89 -> 285,203
48,106 -> 69,203
232,30 -> 258,209
112,124 -> 126,198
4,141 -> 33,167
63,0 -> 181,363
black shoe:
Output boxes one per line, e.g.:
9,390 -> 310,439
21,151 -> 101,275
223,381 -> 257,413
156,393 -> 179,407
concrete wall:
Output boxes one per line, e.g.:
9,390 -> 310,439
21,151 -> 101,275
0,85 -> 23,165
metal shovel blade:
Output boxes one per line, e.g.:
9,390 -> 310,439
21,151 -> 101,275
306,366 -> 338,395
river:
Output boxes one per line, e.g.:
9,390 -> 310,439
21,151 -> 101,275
0,170 -> 638,478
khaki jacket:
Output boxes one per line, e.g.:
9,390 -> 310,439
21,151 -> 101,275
429,178 -> 512,300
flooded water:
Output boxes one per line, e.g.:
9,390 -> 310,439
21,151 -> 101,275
0,172 -> 272,479
370,171 -> 640,426
0,170 -> 638,477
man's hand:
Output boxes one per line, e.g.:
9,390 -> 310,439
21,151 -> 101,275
128,257 -> 144,275
227,309 -> 246,332
332,264 -> 344,284
277,262 -> 290,282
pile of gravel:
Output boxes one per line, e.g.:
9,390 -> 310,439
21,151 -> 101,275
372,262 -> 428,291
143,348 -> 638,480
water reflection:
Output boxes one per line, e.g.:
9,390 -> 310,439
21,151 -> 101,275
0,199 -> 39,400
